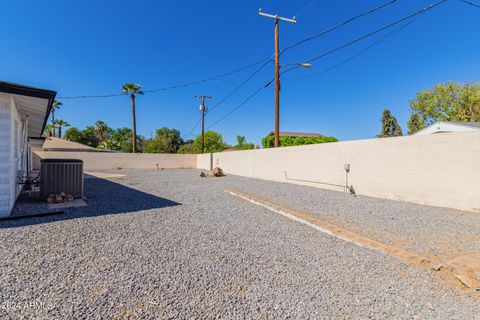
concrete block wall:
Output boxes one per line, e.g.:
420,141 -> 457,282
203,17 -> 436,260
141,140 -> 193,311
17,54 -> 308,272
33,151 -> 197,171
0,98 -> 11,216
196,153 -> 212,171
203,131 -> 480,212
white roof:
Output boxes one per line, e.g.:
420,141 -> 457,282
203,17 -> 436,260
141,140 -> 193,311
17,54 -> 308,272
414,121 -> 480,136
42,137 -> 112,152
0,81 -> 56,137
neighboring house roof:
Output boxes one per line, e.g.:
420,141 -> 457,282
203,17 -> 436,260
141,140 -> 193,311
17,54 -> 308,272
42,137 -> 112,152
0,81 -> 56,137
268,131 -> 325,138
413,121 -> 480,136
446,121 -> 480,129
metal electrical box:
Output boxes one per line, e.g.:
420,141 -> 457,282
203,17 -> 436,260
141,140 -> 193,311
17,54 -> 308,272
40,159 -> 84,200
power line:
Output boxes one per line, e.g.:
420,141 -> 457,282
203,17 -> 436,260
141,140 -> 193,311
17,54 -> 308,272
58,58 -> 270,99
188,59 -> 271,135
281,0 -> 448,76
460,0 -> 480,8
281,0 -> 399,54
188,117 -> 202,136
295,0 -> 319,18
58,2 -> 400,101
206,79 -> 273,130
206,0 -> 447,130
285,15 -> 420,81
208,58 -> 272,113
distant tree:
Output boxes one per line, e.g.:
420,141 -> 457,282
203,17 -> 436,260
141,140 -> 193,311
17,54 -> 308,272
234,135 -> 255,150
50,100 -> 62,137
54,119 -> 70,139
112,127 -> 136,153
409,81 -> 480,132
95,120 -> 110,142
121,82 -> 144,153
67,126 -> 98,147
143,128 -> 183,153
377,109 -> 403,138
407,113 -> 425,135
82,126 -> 98,147
178,140 -> 194,154
97,139 -> 121,151
192,131 -> 227,153
64,127 -> 84,142
43,124 -> 53,137
262,134 -> 338,148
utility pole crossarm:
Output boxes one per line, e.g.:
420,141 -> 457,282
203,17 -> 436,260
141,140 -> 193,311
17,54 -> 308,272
258,9 -> 296,23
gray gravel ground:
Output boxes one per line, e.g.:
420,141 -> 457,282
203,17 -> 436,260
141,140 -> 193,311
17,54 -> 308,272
0,169 -> 479,319
224,174 -> 480,262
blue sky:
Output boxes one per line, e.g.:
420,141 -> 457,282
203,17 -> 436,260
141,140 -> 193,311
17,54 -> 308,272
2,0 -> 479,145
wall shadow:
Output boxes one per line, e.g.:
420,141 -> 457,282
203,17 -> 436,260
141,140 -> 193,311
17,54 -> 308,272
0,176 -> 180,229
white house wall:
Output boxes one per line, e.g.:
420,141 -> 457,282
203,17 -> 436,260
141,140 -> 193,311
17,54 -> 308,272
0,94 -> 29,217
0,95 -> 12,216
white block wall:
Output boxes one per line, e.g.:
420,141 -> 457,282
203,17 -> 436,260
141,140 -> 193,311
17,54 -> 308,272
0,98 -> 12,216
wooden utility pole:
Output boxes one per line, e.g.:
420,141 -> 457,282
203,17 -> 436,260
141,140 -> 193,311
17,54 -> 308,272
258,9 -> 296,148
195,95 -> 212,153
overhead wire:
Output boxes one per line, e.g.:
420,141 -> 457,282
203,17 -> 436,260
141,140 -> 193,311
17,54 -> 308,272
281,0 -> 448,76
281,0 -> 399,54
285,14 -> 420,81
460,0 -> 480,8
58,57 -> 270,99
206,79 -> 273,130
187,58 -> 272,135
205,0 -> 448,129
59,1 -> 398,100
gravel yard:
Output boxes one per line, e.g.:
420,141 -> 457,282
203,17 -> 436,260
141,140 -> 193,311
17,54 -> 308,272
0,169 -> 479,319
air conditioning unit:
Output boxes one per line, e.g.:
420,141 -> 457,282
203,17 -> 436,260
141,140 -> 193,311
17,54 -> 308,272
40,159 -> 84,200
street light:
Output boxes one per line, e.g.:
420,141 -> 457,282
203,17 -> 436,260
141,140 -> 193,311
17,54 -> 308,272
281,62 -> 312,69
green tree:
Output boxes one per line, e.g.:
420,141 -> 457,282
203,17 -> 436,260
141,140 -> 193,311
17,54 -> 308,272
178,140 -> 194,154
262,134 -> 338,148
377,109 -> 403,138
409,81 -> 480,132
64,127 -> 84,142
407,113 -> 425,135
234,135 -> 255,150
97,139 -> 121,151
95,120 -> 111,142
50,100 -> 62,137
121,82 -> 144,153
192,131 -> 226,153
54,119 -> 70,139
43,124 -> 53,137
111,127 -> 140,153
81,126 -> 98,147
143,128 -> 183,153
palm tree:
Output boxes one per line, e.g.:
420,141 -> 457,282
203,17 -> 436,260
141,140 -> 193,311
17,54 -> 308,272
95,120 -> 109,142
54,119 -> 70,139
50,100 -> 62,137
43,124 -> 52,137
121,82 -> 143,153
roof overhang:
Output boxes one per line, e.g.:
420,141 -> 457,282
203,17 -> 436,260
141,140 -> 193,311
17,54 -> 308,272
0,81 -> 56,137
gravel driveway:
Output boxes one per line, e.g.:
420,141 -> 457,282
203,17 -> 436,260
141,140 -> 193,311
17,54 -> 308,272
0,169 -> 479,319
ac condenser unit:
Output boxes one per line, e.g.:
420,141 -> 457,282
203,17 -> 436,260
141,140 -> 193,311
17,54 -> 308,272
40,159 -> 84,200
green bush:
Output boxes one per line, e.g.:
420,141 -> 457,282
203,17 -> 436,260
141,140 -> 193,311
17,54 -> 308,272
261,135 -> 338,148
